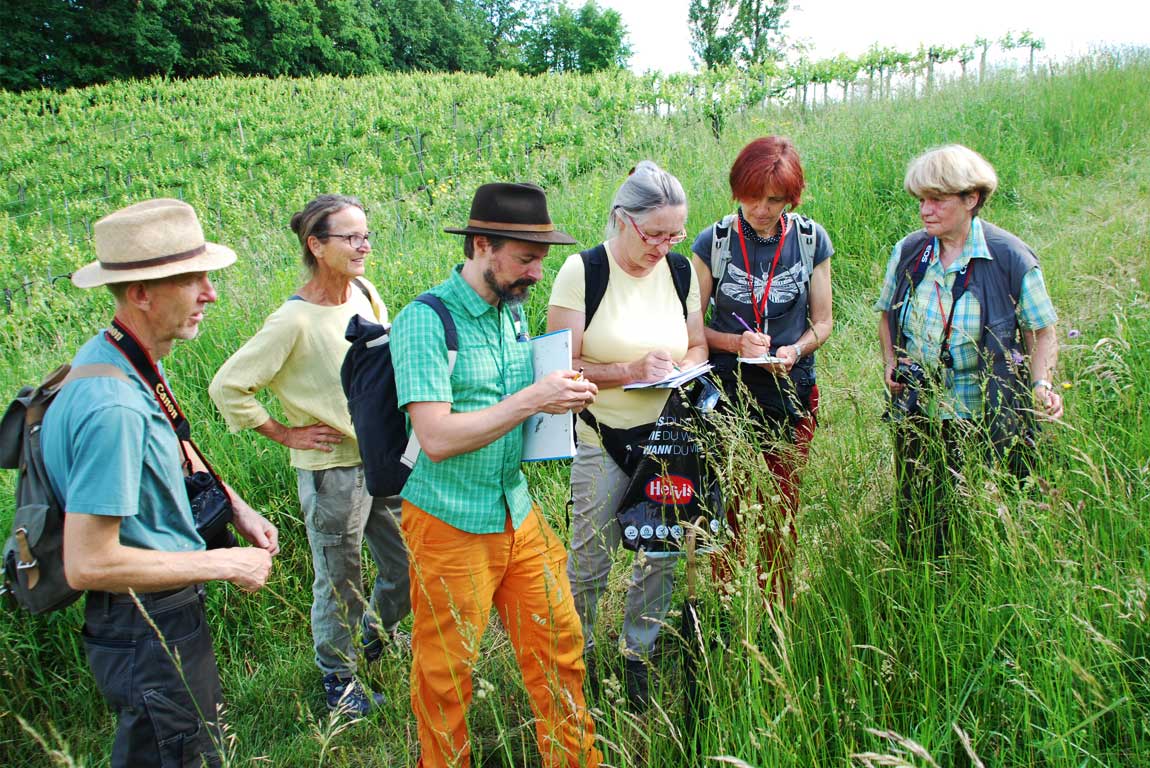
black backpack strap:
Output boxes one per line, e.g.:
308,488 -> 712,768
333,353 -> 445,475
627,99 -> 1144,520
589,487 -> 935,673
890,231 -> 934,353
666,251 -> 692,320
580,244 -> 610,330
583,244 -> 691,328
412,293 -> 458,355
900,232 -> 935,293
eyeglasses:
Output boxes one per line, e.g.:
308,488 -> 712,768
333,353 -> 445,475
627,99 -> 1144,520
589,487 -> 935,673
325,232 -> 372,249
621,211 -> 686,246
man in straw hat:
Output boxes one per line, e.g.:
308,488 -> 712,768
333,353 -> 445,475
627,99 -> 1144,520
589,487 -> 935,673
42,198 -> 279,767
391,183 -> 601,767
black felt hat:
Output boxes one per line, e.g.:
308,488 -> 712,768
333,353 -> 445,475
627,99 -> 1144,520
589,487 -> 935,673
444,182 -> 576,245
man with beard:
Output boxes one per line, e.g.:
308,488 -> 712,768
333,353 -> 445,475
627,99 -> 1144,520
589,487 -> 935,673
390,182 -> 601,768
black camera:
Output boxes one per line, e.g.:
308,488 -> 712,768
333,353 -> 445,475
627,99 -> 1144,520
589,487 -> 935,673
893,361 -> 927,388
888,361 -> 927,418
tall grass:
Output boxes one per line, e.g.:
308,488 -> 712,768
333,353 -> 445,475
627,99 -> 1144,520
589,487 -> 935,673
2,52 -> 1149,766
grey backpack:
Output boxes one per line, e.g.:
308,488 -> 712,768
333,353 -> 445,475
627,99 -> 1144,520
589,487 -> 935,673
709,211 -> 818,305
1,364 -> 125,614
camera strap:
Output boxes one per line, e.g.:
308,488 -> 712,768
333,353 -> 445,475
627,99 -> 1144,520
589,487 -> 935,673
897,239 -> 975,367
935,261 -> 974,367
104,318 -> 220,481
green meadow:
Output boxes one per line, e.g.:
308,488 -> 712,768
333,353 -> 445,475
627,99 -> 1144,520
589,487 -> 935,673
2,51 -> 1149,766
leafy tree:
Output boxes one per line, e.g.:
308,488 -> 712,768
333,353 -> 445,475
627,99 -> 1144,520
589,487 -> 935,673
467,0 -> 530,71
925,44 -> 956,92
574,1 -> 629,71
367,0 -> 485,72
786,56 -> 811,108
1018,29 -> 1045,75
859,45 -> 883,99
688,0 -> 737,69
520,1 -> 629,75
974,35 -> 992,82
165,0 -> 251,77
689,0 -> 789,70
957,43 -> 975,79
829,53 -> 860,101
733,0 -> 788,66
1,0 -> 66,90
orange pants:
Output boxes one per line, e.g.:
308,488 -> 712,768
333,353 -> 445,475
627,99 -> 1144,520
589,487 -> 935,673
402,502 -> 601,768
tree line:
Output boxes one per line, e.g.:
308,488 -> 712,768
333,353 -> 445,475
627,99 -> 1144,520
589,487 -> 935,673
1,0 -> 631,91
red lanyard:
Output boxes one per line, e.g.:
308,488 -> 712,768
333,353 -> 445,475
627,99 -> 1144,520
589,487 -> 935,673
736,214 -> 787,331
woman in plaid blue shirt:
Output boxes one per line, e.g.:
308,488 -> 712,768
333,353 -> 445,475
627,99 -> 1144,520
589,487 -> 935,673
875,145 -> 1062,555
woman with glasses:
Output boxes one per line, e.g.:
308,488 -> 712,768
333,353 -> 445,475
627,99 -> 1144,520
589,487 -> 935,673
209,194 -> 408,716
547,161 -> 708,711
689,136 -> 834,605
876,145 -> 1060,556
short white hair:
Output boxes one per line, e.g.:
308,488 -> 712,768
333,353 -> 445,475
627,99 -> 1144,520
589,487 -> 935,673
905,144 -> 998,212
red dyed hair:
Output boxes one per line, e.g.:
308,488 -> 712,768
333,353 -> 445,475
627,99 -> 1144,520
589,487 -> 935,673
728,136 -> 805,206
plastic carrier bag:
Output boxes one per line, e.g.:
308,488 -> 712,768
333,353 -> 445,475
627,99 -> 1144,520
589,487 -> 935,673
616,376 -> 725,555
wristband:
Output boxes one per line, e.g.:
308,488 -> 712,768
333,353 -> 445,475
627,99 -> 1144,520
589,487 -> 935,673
1031,379 -> 1053,392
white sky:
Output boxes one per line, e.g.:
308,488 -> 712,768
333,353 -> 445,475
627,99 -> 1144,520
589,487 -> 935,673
596,0 -> 1150,73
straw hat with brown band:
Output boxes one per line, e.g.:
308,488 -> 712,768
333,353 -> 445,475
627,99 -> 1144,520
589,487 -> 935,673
72,198 -> 237,289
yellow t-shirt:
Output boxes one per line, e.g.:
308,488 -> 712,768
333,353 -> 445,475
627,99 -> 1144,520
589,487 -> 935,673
209,279 -> 386,471
549,244 -> 701,444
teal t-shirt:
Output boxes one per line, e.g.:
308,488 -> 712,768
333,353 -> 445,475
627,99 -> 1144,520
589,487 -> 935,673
42,333 -> 204,552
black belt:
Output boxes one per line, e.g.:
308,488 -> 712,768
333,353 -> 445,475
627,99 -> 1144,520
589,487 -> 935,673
87,584 -> 202,611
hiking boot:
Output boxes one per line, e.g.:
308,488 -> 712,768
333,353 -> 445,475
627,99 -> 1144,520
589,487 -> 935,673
322,673 -> 385,717
363,628 -> 412,663
623,657 -> 650,712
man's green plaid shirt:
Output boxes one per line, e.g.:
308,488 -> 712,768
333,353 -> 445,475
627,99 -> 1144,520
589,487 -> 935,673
392,265 -> 535,534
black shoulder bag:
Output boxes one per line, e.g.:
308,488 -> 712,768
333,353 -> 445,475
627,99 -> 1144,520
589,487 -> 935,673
105,320 -> 236,549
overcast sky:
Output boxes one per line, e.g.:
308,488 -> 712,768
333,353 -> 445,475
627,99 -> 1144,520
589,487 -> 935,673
596,0 -> 1150,74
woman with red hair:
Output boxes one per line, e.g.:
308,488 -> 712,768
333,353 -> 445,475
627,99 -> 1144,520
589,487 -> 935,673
690,135 -> 834,603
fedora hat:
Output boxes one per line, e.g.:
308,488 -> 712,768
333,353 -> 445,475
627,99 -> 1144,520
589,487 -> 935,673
72,198 -> 237,289
444,182 -> 576,245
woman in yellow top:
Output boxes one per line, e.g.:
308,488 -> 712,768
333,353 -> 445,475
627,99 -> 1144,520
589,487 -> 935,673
547,161 -> 708,710
209,195 -> 407,716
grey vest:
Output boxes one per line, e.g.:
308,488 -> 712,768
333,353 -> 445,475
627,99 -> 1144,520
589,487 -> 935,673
886,220 -> 1039,456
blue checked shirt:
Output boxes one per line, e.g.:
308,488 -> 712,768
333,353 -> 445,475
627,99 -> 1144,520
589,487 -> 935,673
391,265 -> 535,534
875,218 -> 1058,419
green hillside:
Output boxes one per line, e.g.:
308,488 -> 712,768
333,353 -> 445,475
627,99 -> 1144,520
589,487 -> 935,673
2,52 -> 1149,766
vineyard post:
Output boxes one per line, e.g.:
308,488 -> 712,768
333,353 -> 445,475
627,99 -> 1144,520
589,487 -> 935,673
64,194 -> 73,245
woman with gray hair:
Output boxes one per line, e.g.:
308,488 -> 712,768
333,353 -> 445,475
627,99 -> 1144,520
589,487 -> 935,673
876,144 -> 1061,555
547,161 -> 708,710
210,195 -> 409,715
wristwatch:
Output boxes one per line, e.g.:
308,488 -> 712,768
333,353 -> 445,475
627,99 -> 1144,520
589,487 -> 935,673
791,340 -> 806,359
1031,378 -> 1053,392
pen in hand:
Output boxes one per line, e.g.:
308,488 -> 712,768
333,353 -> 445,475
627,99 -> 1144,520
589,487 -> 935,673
731,312 -> 771,359
731,312 -> 756,334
